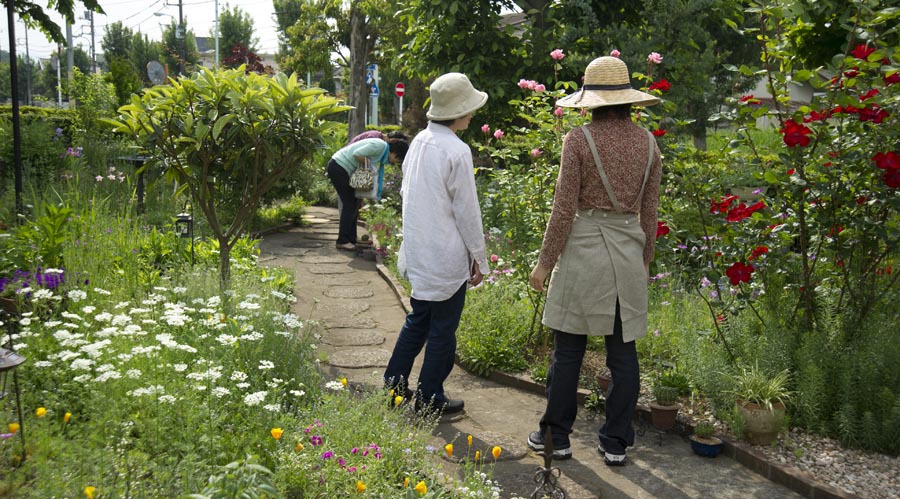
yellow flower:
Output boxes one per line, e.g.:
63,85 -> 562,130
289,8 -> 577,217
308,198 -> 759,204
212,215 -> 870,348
467,434 -> 473,447
295,442 -> 304,452
403,477 -> 410,488
64,412 -> 72,423
474,450 -> 481,462
8,423 -> 19,434
394,395 -> 403,406
356,480 -> 366,493
389,388 -> 395,397
35,407 -> 47,418
341,377 -> 348,387
414,480 -> 427,496
271,428 -> 283,440
444,443 -> 453,457
84,486 -> 96,499
492,446 -> 502,459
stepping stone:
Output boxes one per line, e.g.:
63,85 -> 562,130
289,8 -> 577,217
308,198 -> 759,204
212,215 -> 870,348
325,286 -> 374,299
309,228 -> 340,235
307,264 -> 354,274
315,301 -> 371,316
304,233 -> 340,241
303,217 -> 334,224
327,348 -> 393,368
321,329 -> 386,347
283,241 -> 325,249
313,277 -> 371,286
298,255 -> 353,265
324,316 -> 377,329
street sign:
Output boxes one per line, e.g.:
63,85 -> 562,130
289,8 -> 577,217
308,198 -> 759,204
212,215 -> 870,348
370,83 -> 379,97
395,82 -> 405,97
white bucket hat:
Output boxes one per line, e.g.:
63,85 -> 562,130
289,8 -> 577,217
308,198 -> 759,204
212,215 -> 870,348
426,72 -> 489,120
556,56 -> 659,109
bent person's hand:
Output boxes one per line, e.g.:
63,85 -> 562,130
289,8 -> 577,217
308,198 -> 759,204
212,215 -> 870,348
529,264 -> 549,292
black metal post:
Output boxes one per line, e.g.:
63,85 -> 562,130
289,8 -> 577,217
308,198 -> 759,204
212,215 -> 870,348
530,428 -> 568,499
7,1 -> 25,221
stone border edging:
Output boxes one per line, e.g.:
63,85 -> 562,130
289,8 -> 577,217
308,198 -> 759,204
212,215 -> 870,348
369,247 -> 859,499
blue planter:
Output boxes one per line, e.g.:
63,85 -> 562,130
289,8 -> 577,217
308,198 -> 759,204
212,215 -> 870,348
690,437 -> 724,458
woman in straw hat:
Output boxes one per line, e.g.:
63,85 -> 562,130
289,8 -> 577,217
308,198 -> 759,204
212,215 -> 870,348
383,72 -> 490,415
525,55 -> 662,465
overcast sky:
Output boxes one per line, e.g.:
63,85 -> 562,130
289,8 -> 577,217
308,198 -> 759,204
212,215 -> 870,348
4,0 -> 281,61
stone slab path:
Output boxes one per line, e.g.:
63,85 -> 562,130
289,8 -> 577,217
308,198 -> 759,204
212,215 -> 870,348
258,206 -> 804,499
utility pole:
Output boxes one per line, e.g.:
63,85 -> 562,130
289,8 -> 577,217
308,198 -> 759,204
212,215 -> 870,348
23,22 -> 31,105
66,22 -> 74,103
89,10 -> 96,73
178,0 -> 185,74
214,0 -> 219,67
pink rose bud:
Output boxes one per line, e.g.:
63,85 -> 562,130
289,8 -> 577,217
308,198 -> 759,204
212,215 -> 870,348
517,79 -> 530,89
534,84 -> 546,93
493,129 -> 505,140
481,124 -> 490,134
490,254 -> 499,263
610,49 -> 621,58
554,107 -> 564,117
530,148 -> 542,157
647,52 -> 663,64
550,49 -> 565,61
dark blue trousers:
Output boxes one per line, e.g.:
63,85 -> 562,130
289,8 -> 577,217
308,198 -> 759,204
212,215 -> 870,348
325,159 -> 358,244
384,283 -> 467,403
539,302 -> 639,454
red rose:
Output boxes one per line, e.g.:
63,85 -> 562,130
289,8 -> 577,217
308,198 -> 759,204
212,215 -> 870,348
872,151 -> 900,170
851,44 -> 876,60
882,169 -> 900,188
710,195 -> 738,214
652,129 -> 668,137
725,261 -> 754,286
780,120 -> 812,147
858,105 -> 889,123
885,72 -> 900,85
748,246 -> 769,261
787,168 -> 796,175
656,221 -> 670,239
740,94 -> 761,105
860,89 -> 880,101
649,79 -> 671,92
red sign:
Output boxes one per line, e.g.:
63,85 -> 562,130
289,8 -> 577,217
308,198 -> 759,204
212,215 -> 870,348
395,82 -> 405,97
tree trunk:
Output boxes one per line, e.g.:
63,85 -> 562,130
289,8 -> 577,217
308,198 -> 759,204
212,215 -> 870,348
218,236 -> 231,294
348,6 -> 369,139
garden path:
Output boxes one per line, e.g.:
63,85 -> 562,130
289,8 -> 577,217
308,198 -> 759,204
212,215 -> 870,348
258,205 -> 804,499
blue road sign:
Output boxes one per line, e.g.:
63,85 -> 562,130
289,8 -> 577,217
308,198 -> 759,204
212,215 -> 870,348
370,83 -> 379,96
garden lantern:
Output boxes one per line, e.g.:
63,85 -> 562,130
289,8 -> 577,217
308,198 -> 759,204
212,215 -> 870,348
175,202 -> 195,265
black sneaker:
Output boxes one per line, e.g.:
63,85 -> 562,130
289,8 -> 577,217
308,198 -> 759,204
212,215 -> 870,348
526,431 -> 572,460
597,442 -> 627,466
416,397 -> 465,415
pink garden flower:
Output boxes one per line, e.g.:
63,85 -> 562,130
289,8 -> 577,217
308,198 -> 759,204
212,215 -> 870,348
490,254 -> 499,263
534,83 -> 546,93
647,52 -> 663,64
530,148 -> 542,157
481,124 -> 490,134
610,49 -> 621,58
554,107 -> 564,117
493,129 -> 505,140
550,49 -> 565,61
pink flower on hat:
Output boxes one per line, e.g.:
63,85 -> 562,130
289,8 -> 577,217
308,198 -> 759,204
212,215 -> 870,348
610,49 -> 621,58
481,124 -> 491,134
493,129 -> 505,140
550,49 -> 565,61
647,52 -> 663,64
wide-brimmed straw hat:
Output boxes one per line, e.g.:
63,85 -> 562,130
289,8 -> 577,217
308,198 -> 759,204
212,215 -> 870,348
427,72 -> 489,120
556,56 -> 659,109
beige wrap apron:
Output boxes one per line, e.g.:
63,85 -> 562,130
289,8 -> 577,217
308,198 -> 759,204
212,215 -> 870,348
542,126 -> 654,342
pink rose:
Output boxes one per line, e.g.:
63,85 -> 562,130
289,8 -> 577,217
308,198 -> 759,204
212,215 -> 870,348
550,49 -> 565,61
517,79 -> 531,89
554,107 -> 564,117
530,148 -> 542,157
490,254 -> 499,263
610,49 -> 621,58
493,129 -> 504,140
481,124 -> 490,134
647,52 -> 663,64
534,83 -> 546,93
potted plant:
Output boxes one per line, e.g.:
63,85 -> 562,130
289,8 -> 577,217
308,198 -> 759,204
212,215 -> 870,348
689,421 -> 724,457
597,367 -> 612,395
729,363 -> 791,445
649,383 -> 680,431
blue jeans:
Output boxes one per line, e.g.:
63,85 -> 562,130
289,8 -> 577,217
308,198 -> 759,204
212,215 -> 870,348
539,301 -> 639,453
384,283 -> 467,403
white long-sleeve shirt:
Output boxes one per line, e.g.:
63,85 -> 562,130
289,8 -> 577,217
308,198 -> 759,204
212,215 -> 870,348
398,122 -> 489,301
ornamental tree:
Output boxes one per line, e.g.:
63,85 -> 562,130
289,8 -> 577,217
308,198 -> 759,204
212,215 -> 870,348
104,68 -> 350,291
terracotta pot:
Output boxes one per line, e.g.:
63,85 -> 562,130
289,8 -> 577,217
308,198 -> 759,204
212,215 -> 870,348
739,400 -> 786,445
649,402 -> 680,431
597,373 -> 612,394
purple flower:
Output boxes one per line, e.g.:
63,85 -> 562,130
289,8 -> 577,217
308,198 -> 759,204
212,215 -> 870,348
311,435 -> 323,446
322,451 -> 334,459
